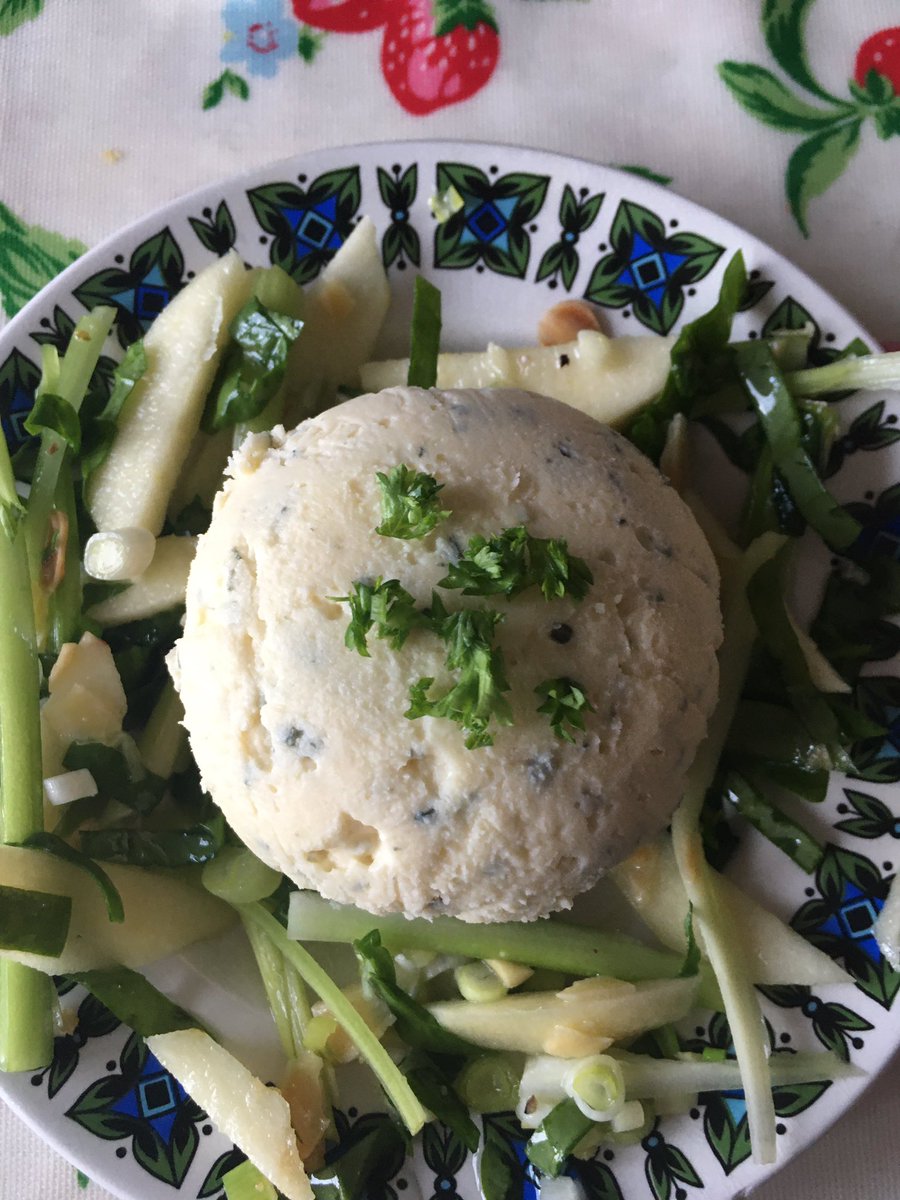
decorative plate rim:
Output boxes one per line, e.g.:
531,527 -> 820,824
0,139 -> 896,1200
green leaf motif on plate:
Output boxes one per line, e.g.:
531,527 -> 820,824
835,788 -> 900,839
0,201 -> 86,318
0,0 -> 42,36
433,162 -> 549,280
739,273 -> 775,311
762,983 -> 876,1061
478,1112 -> 528,1200
790,845 -> 898,1008
198,1147 -> 247,1199
73,227 -> 186,347
535,184 -> 603,292
0,345 -> 40,450
247,167 -> 361,285
189,200 -> 237,256
573,1158 -> 625,1200
584,199 -> 723,335
703,1099 -> 753,1176
65,1031 -> 205,1188
422,1121 -> 466,1196
377,165 -> 421,270
643,1125 -> 703,1200
851,675 -> 900,786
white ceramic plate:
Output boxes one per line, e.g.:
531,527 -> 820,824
0,141 -> 898,1200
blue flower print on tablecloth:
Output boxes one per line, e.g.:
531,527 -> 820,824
221,0 -> 297,77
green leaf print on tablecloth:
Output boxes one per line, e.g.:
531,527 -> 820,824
720,0 -> 900,235
0,0 -> 42,37
0,203 -> 86,319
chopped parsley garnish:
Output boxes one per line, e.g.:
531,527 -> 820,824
439,525 -> 593,602
335,578 -> 428,656
337,468 -> 595,748
375,465 -> 451,540
406,608 -> 512,750
534,677 -> 595,743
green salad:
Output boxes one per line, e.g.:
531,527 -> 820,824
2,221 -> 899,1200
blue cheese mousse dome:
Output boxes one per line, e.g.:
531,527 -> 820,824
171,387 -> 722,923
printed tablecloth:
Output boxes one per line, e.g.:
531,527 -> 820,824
1,2 -> 898,1197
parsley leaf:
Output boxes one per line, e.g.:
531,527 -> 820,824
535,677 -> 595,742
201,298 -> 304,433
336,578 -> 428,656
375,465 -> 450,540
406,608 -> 512,749
439,526 -> 593,601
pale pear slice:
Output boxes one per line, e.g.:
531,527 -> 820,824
611,835 -> 851,986
86,535 -> 196,626
359,329 -> 673,429
41,632 -> 127,776
427,976 -> 697,1057
87,252 -> 255,536
0,846 -> 235,974
146,1028 -> 312,1200
283,217 -> 390,422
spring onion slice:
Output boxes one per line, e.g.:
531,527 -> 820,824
671,531 -> 785,1166
736,340 -> 862,552
239,902 -> 427,1136
786,350 -> 900,398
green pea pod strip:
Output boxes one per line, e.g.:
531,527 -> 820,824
746,550 -> 853,772
406,276 -> 442,389
23,832 -> 125,923
723,772 -> 823,874
0,883 -> 71,957
525,1097 -> 595,1177
626,251 -> 747,462
736,340 -> 862,552
72,966 -> 199,1038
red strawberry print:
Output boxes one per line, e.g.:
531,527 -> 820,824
381,0 -> 499,116
854,26 -> 900,91
291,0 -> 389,33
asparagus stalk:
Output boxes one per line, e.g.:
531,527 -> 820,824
670,532 -> 785,1166
239,902 -> 427,1136
287,891 -> 699,984
0,434 -> 54,1071
23,307 -> 116,648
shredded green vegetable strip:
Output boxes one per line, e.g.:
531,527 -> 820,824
746,548 -> 852,772
723,771 -> 823,874
736,340 -> 862,552
670,531 -> 785,1165
238,901 -> 427,1136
